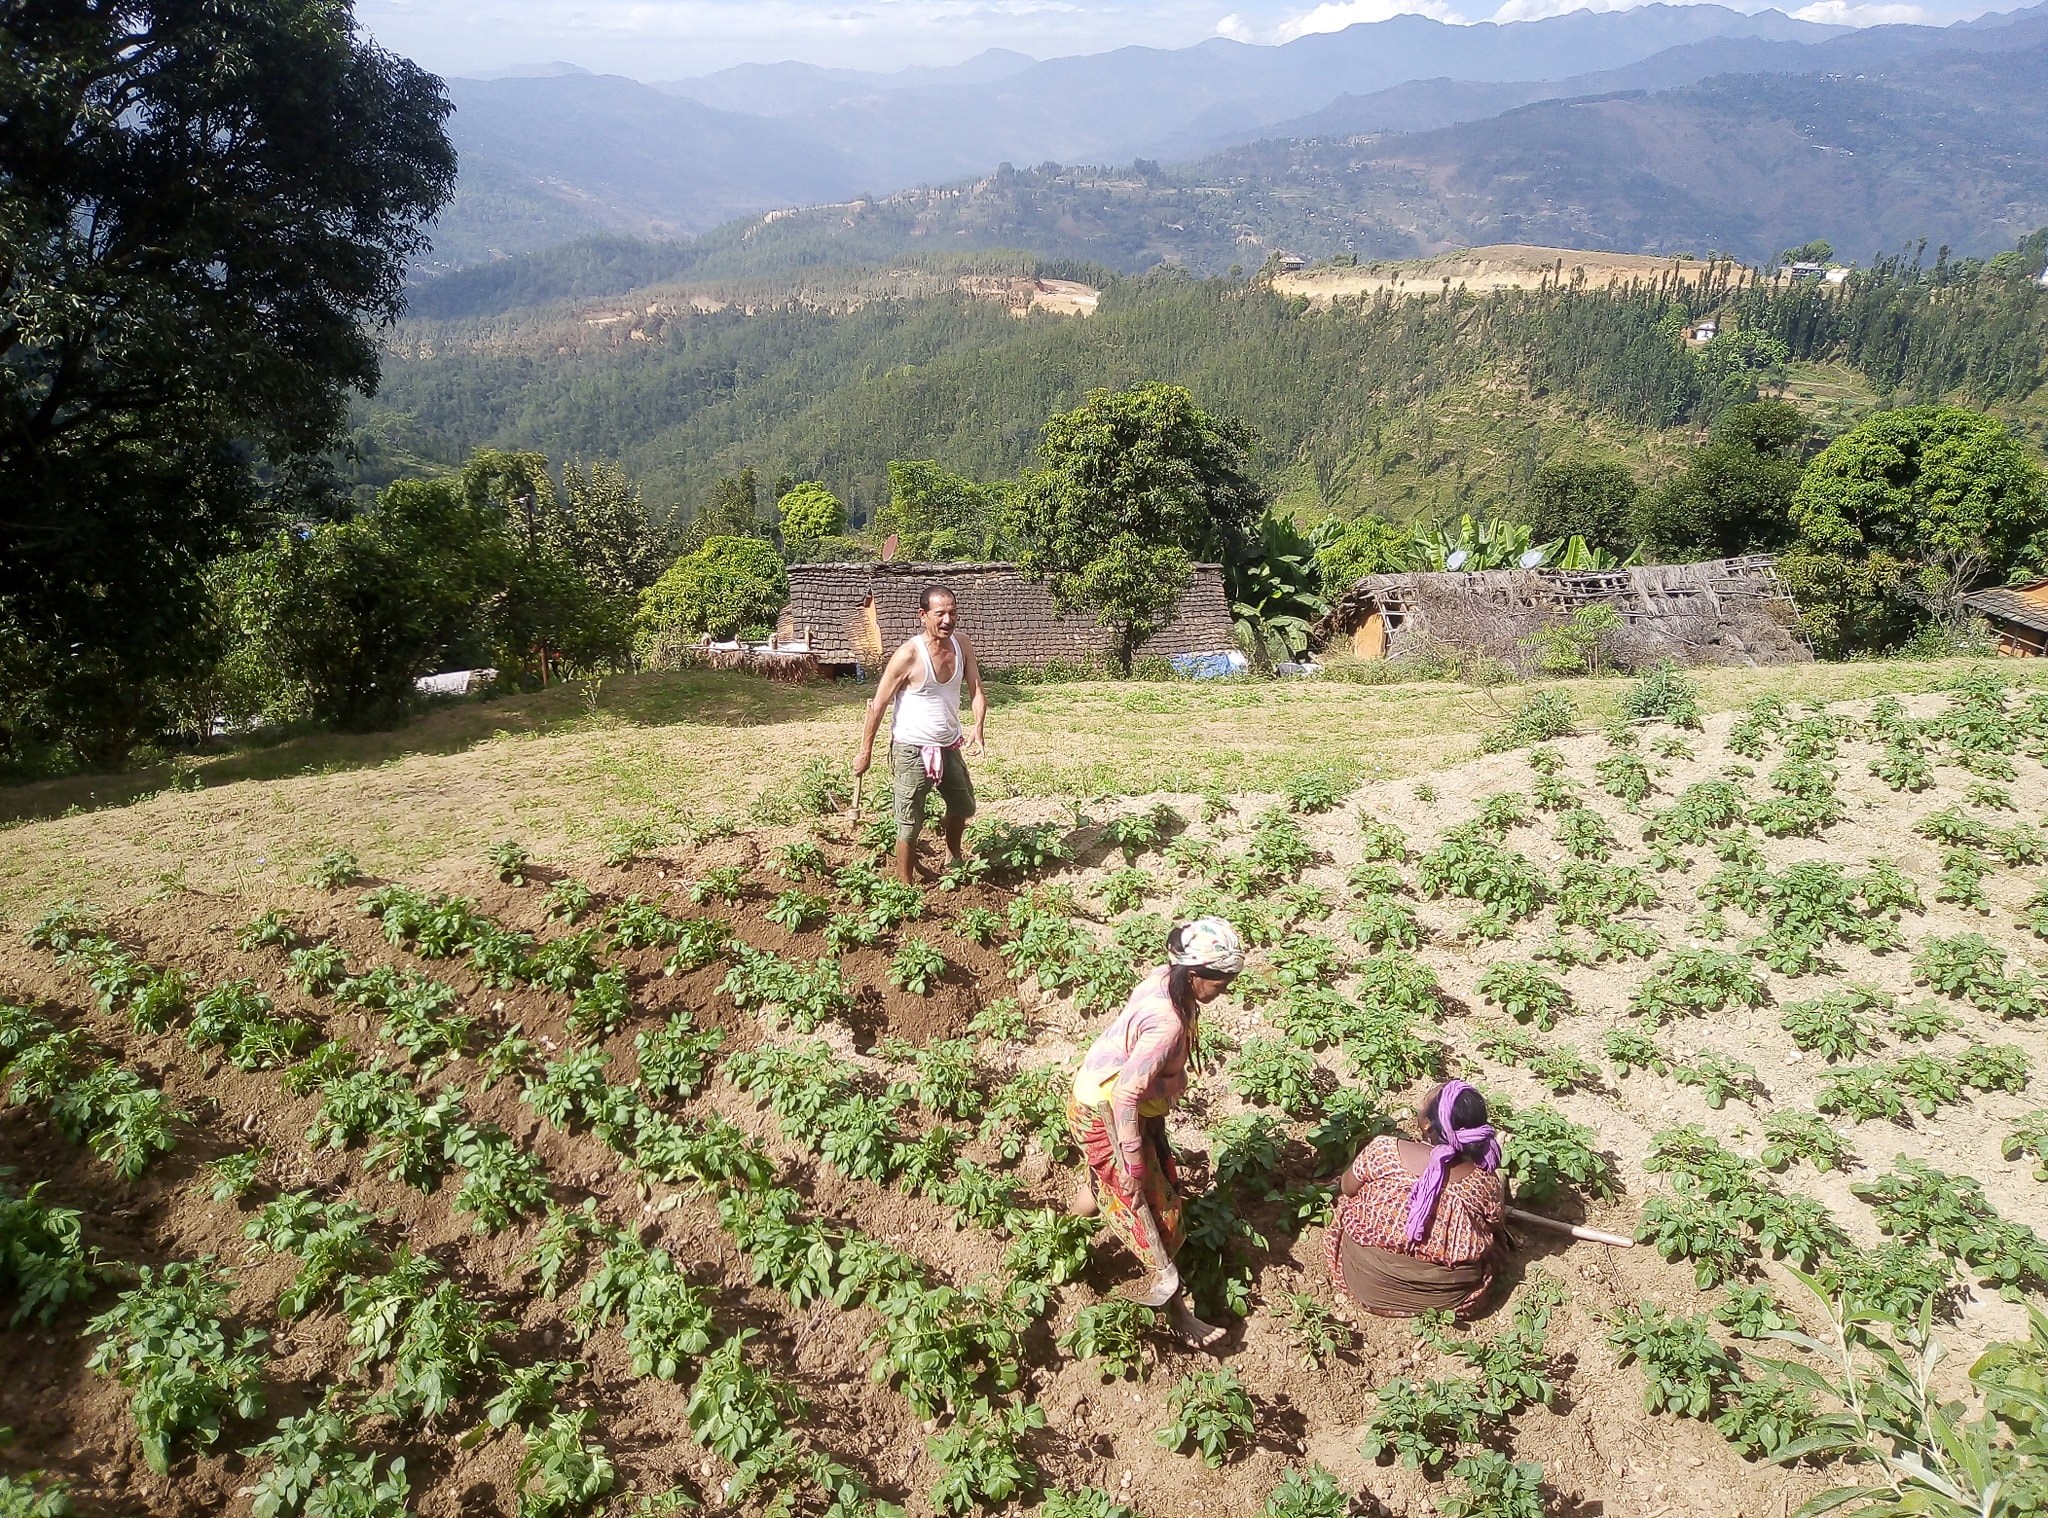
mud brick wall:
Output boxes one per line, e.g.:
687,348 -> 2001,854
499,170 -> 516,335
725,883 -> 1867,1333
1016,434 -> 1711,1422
776,561 -> 1238,669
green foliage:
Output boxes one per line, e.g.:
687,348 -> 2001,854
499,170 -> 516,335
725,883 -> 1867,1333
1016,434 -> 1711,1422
86,1262 -> 267,1474
1494,1102 -> 1618,1204
1435,1452 -> 1546,1518
1605,1305 -> 1732,1418
889,937 -> 948,995
516,1411 -> 614,1518
638,535 -> 787,646
1417,825 -> 1546,918
1229,1037 -> 1324,1115
1671,1052 -> 1763,1111
1276,1293 -> 1350,1368
1623,663 -> 1703,728
633,1014 -> 724,1103
1476,961 -> 1572,1030
1361,1378 -> 1483,1471
1640,1193 -> 1758,1288
1158,1367 -> 1256,1467
1852,1158 -> 2048,1298
1011,383 -> 1263,671
245,1192 -> 381,1318
1783,407 -> 2048,653
1760,1111 -> 1855,1174
2004,1110 -> 2048,1182
0,1182 -> 95,1326
1060,1300 -> 1156,1382
776,481 -> 847,555
1713,1284 -> 1790,1340
1478,689 -> 1579,754
1593,751 -> 1653,805
1630,948 -> 1768,1022
927,1399 -> 1044,1515
1780,990 -> 1881,1062
1260,1465 -> 1350,1518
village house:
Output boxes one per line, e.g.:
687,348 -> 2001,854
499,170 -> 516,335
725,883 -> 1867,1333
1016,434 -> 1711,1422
1959,580 -> 2048,657
770,560 -> 1241,673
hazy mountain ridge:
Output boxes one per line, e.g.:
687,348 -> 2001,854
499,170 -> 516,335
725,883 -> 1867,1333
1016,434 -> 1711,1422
430,3 -> 1875,265
418,5 -> 2048,289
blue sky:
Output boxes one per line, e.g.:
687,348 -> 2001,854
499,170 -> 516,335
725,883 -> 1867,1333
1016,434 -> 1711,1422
355,0 -> 2011,78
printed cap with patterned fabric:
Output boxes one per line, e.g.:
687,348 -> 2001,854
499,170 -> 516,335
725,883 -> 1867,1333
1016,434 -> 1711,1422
1168,916 -> 1245,976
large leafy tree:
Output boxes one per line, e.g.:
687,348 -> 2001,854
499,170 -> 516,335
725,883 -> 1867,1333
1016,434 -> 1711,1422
1010,383 -> 1265,670
776,482 -> 847,560
0,0 -> 455,763
1521,454 -> 1640,555
1779,406 -> 2048,653
1634,401 -> 1809,560
876,460 -> 993,561
219,481 -> 512,731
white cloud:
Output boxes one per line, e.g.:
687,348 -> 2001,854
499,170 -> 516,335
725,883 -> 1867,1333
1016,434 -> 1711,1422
1789,0 -> 1929,22
1213,11 -> 1257,38
1276,0 -> 1468,41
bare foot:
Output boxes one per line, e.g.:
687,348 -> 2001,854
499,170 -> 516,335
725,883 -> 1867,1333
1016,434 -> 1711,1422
1069,1179 -> 1099,1217
1170,1296 -> 1227,1351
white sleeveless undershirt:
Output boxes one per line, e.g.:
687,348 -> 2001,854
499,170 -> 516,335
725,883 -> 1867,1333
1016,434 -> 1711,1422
890,634 -> 964,746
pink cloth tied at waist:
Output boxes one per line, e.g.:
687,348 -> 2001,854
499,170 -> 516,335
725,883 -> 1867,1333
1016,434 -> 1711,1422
921,737 -> 964,781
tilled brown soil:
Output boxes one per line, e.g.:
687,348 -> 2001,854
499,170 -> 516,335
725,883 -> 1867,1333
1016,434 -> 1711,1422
0,751 -> 1960,1517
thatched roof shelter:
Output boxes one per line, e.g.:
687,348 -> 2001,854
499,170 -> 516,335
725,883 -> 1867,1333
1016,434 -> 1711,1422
773,561 -> 1239,671
1316,555 -> 1809,670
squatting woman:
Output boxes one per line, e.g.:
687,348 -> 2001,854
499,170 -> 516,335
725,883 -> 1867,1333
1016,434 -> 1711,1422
1326,1078 -> 1506,1318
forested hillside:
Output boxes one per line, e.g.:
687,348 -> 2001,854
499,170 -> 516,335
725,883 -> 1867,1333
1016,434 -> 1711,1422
363,249 -> 2048,527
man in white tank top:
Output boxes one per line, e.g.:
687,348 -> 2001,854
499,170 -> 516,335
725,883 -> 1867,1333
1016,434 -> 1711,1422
853,585 -> 987,885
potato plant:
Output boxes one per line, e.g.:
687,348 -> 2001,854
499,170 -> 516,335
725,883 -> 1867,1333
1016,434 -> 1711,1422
928,1399 -> 1045,1515
1361,1377 -> 1483,1471
1604,1305 -> 1731,1419
0,1182 -> 96,1326
1476,962 -> 1572,1031
1229,1037 -> 1324,1115
1158,1368 -> 1256,1467
889,937 -> 948,995
86,1262 -> 268,1474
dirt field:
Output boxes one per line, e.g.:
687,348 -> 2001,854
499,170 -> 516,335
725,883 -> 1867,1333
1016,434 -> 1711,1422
1273,245 -> 1745,304
4,672 -> 2045,1516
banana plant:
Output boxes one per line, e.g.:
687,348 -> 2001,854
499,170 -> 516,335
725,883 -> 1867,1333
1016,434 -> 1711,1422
1227,512 -> 1329,667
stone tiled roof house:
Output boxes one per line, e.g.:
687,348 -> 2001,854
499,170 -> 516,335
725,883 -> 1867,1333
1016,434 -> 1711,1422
772,561 -> 1239,671
1959,579 -> 2048,657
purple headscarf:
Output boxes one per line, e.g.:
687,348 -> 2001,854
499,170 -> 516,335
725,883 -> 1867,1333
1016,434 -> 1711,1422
1404,1079 -> 1501,1244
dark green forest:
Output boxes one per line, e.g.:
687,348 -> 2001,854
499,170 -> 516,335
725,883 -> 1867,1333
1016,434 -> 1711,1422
362,245 -> 2048,528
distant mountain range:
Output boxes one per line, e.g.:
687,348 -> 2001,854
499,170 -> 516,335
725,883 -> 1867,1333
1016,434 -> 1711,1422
418,2 -> 2048,282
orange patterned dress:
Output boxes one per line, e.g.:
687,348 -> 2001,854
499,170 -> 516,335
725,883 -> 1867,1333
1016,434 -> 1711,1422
1067,967 -> 1189,1272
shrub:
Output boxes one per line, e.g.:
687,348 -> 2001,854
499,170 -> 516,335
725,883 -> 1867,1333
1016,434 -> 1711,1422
1623,662 -> 1702,728
1478,689 -> 1578,753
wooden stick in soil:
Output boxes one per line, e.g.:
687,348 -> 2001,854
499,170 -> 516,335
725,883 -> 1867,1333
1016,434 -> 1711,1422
1506,1206 -> 1635,1248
